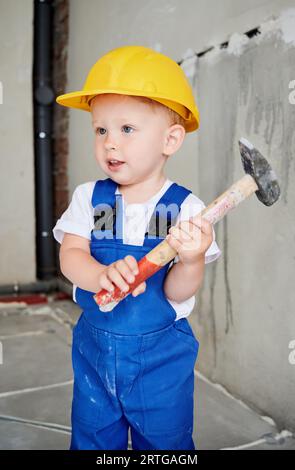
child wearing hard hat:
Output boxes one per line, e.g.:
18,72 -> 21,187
53,45 -> 221,450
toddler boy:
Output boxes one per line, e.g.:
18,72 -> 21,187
53,45 -> 221,450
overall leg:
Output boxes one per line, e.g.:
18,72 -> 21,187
70,315 -> 129,450
70,415 -> 129,450
123,320 -> 199,450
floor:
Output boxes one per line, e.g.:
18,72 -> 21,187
0,297 -> 294,450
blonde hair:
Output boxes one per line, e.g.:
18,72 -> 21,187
89,94 -> 187,130
133,96 -> 187,130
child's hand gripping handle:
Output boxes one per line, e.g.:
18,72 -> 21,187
93,174 -> 259,312
93,239 -> 177,312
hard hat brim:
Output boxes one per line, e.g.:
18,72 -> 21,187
56,88 -> 199,132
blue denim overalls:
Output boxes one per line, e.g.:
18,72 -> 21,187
70,178 -> 199,450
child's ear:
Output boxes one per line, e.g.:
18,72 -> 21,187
163,124 -> 186,156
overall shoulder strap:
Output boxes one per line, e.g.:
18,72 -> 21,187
91,178 -> 117,207
91,178 -> 123,241
144,182 -> 192,241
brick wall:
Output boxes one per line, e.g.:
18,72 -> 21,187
52,0 -> 69,277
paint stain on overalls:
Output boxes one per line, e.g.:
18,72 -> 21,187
71,178 -> 199,450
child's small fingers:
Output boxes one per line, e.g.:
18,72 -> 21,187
201,218 -> 213,235
132,281 -> 146,297
108,265 -> 129,292
99,272 -> 115,293
115,258 -> 136,284
172,222 -> 196,240
124,255 -> 139,275
169,226 -> 192,242
166,233 -> 182,251
190,215 -> 212,235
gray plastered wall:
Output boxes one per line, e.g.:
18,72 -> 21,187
192,26 -> 295,430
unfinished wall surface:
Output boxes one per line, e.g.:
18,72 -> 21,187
0,0 -> 35,283
193,15 -> 295,431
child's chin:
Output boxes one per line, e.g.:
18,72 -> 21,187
104,170 -> 130,183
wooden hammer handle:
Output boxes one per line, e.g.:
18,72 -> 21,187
93,174 -> 258,310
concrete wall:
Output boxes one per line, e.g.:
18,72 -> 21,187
195,20 -> 295,431
64,1 -> 295,430
0,0 -> 35,284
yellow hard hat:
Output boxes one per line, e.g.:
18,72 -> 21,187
56,45 -> 200,132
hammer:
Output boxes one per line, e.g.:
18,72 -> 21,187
93,138 -> 280,312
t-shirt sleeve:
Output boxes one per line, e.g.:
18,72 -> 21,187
171,192 -> 222,266
52,182 -> 95,244
166,294 -> 196,320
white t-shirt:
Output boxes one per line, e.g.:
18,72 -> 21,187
52,178 -> 222,320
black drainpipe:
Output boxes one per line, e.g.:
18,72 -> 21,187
0,0 -> 69,297
33,0 -> 56,280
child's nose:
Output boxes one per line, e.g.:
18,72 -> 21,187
105,135 -> 119,151
105,143 -> 117,151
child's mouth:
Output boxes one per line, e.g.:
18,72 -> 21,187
107,160 -> 125,171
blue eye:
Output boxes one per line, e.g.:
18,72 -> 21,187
96,127 -> 106,135
95,126 -> 134,135
122,126 -> 133,133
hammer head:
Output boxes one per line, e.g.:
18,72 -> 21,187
239,138 -> 280,206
